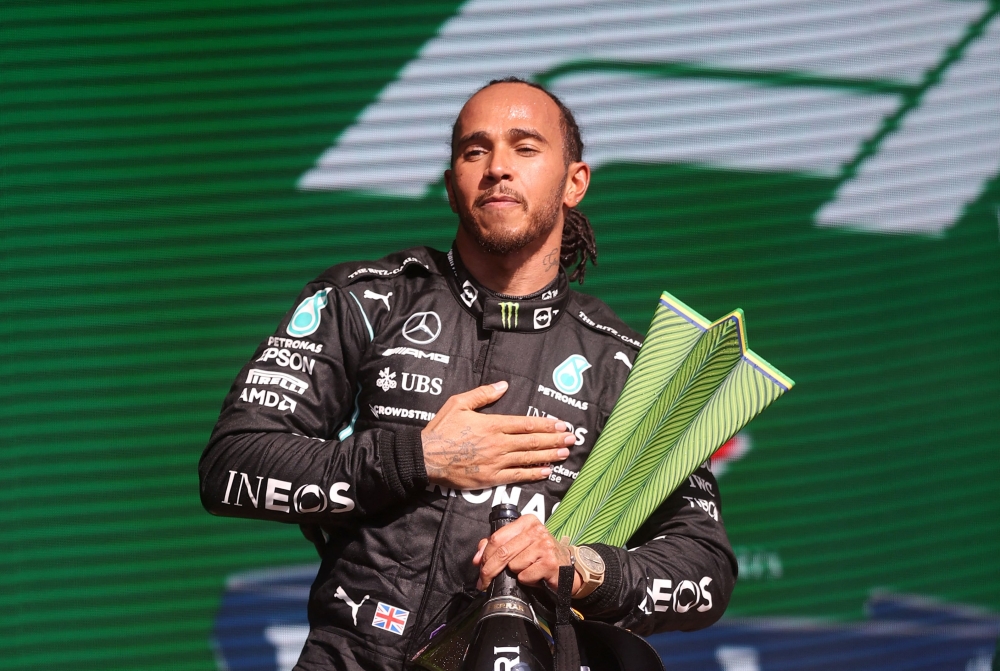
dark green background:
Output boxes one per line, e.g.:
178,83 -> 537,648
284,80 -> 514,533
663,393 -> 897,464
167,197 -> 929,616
3,2 -> 998,669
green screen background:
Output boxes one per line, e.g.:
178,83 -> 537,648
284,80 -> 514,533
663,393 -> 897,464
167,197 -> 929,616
3,1 -> 998,669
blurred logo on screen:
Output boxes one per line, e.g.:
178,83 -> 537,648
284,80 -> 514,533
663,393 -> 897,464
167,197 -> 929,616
299,0 -> 1000,239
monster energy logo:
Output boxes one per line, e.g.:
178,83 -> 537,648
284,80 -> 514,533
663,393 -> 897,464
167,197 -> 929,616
499,302 -> 519,329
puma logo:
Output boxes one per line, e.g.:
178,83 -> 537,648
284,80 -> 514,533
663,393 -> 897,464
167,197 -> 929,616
614,351 -> 633,370
363,289 -> 392,310
334,585 -> 370,626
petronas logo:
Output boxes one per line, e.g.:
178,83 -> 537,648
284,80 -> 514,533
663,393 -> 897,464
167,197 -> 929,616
552,354 -> 591,396
499,302 -> 519,329
287,288 -> 332,337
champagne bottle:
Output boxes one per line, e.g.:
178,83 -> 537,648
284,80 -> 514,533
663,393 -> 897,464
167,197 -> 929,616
460,504 -> 554,671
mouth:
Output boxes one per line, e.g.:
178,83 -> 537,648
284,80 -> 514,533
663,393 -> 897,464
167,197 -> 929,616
481,196 -> 521,207
475,190 -> 525,210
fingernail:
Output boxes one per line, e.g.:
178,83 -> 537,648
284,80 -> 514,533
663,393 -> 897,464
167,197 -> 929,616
554,421 -> 567,432
540,467 -> 552,477
492,381 -> 508,391
557,448 -> 570,459
564,434 -> 576,445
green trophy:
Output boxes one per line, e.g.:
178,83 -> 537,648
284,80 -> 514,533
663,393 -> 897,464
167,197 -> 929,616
547,291 -> 795,547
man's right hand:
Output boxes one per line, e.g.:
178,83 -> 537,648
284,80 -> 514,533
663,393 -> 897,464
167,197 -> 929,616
421,381 -> 575,490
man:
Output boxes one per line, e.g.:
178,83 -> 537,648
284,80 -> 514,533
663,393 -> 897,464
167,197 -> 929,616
199,78 -> 737,670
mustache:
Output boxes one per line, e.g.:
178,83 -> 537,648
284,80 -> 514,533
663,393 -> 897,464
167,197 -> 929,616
474,185 -> 526,208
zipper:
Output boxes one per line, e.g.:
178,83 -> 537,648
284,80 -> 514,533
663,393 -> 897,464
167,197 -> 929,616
406,329 -> 497,662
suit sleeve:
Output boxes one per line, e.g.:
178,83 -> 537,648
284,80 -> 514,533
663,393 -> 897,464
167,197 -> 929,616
571,462 -> 737,633
198,280 -> 427,525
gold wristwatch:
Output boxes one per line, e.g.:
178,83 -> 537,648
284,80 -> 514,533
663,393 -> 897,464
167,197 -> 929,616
568,544 -> 606,599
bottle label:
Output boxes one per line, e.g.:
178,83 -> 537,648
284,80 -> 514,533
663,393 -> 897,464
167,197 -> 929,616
480,596 -> 533,623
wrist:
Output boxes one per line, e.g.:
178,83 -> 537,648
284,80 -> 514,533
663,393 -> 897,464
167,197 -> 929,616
383,427 -> 428,499
567,543 -> 606,599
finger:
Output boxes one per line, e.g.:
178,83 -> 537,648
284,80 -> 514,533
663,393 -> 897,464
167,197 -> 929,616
454,381 -> 508,410
499,433 -> 575,454
515,557 -> 561,589
479,536 -> 536,588
492,414 -> 566,435
493,466 -> 553,484
472,538 -> 488,566
484,516 -> 545,555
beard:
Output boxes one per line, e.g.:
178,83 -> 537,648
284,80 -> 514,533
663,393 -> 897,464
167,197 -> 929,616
458,182 -> 563,256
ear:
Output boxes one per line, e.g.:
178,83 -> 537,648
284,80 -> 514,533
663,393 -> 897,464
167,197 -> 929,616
563,161 -> 591,209
444,169 -> 459,213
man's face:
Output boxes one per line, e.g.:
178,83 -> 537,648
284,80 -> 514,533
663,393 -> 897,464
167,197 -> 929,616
446,83 -> 571,256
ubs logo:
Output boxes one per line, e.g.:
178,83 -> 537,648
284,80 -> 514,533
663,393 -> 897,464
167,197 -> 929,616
402,311 -> 441,344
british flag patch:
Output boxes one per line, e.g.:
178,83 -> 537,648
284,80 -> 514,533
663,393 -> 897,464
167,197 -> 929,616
371,601 -> 409,635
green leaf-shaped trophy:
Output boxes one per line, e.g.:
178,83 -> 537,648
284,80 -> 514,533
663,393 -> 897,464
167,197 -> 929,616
547,291 -> 794,547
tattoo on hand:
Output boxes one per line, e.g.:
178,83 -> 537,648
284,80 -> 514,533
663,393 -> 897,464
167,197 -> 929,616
423,428 -> 482,479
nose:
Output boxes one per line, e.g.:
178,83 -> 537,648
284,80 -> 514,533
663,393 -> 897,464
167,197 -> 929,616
485,147 -> 513,182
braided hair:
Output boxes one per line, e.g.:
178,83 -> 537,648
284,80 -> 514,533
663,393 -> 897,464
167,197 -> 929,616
453,77 -> 598,284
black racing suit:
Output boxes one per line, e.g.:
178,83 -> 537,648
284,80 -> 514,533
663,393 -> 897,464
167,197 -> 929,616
199,246 -> 737,670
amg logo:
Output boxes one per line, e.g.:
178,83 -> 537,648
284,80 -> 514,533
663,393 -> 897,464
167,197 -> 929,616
246,369 -> 309,395
499,301 -> 519,329
382,346 -> 450,364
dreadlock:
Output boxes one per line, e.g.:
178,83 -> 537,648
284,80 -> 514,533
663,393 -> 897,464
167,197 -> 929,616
452,76 -> 598,284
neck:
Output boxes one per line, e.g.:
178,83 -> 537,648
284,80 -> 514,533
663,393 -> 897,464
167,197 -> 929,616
455,217 -> 564,296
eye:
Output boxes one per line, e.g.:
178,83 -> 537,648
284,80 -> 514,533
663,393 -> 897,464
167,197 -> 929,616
516,145 -> 539,155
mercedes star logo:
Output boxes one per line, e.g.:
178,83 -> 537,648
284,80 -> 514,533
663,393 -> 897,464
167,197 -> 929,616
402,311 -> 442,344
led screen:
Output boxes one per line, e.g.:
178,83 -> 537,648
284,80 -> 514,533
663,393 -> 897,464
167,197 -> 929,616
3,1 -> 999,669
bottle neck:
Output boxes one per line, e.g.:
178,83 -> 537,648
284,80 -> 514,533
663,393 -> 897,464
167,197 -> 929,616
487,567 -> 522,600
486,509 -> 528,602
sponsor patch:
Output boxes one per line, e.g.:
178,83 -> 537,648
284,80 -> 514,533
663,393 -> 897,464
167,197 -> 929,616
362,289 -> 392,310
460,280 -> 478,308
401,372 -> 442,396
577,310 -> 642,348
376,367 -> 397,391
246,369 -> 309,395
239,387 -> 298,413
287,289 -> 332,337
402,311 -> 442,344
552,354 -> 591,395
533,307 -> 552,329
268,336 -> 323,353
498,301 -> 519,329
645,577 -> 714,614
682,496 -> 720,521
382,346 -> 449,364
369,404 -> 436,422
334,586 -> 369,627
347,256 -> 426,280
536,384 -> 589,411
257,347 -> 316,374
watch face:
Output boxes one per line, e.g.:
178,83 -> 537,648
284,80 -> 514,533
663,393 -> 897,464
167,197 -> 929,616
578,546 -> 605,572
